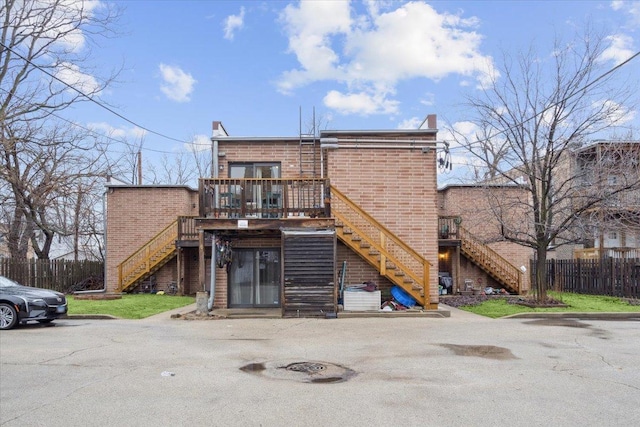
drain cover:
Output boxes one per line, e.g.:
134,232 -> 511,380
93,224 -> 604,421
285,362 -> 327,373
240,360 -> 355,383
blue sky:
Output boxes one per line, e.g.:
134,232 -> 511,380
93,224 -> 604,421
60,0 -> 640,182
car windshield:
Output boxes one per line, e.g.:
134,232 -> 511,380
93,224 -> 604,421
0,276 -> 21,289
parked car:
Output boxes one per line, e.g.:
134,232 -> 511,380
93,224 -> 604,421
0,276 -> 68,330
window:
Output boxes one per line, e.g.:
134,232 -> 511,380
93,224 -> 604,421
229,163 -> 282,216
229,163 -> 280,180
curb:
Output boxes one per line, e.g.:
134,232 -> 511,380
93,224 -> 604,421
503,312 -> 640,320
63,314 -> 118,320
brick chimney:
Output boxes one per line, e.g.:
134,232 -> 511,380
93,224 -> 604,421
426,114 -> 437,130
212,121 -> 229,137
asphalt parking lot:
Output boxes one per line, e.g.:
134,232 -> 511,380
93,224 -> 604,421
1,306 -> 639,427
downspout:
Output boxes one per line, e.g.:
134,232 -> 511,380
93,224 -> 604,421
208,134 -> 219,310
208,233 -> 216,310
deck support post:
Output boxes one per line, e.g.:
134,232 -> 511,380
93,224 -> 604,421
198,229 -> 205,292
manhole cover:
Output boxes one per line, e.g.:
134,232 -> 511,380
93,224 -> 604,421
240,360 -> 356,383
285,362 -> 326,373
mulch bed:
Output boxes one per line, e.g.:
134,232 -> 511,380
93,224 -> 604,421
440,294 -> 567,308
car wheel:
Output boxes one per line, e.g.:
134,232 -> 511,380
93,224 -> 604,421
0,303 -> 18,330
37,319 -> 54,324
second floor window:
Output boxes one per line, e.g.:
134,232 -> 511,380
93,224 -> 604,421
229,163 -> 280,179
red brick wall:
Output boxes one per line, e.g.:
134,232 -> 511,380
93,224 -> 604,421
217,140 -> 315,178
325,144 -> 440,304
438,185 -> 533,292
105,186 -> 198,293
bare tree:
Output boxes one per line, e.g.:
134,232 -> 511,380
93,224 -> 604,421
147,151 -> 196,185
451,27 -> 640,301
1,0 -> 121,259
146,136 -> 211,186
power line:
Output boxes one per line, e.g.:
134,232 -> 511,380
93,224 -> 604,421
0,40 -> 194,145
0,86 -> 190,155
460,50 -> 640,146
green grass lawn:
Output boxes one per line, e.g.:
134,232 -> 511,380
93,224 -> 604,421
67,294 -> 196,319
461,292 -> 640,318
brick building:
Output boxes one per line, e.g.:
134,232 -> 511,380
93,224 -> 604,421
105,115 -> 528,316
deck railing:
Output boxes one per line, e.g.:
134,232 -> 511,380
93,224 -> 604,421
438,216 -> 462,239
199,178 -> 330,219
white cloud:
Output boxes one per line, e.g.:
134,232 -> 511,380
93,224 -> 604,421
593,99 -> 637,126
36,0 -> 103,52
88,122 -> 147,140
440,120 -> 479,149
323,90 -> 399,115
610,0 -> 640,25
278,1 -> 495,116
420,92 -> 436,106
187,134 -> 211,152
397,117 -> 422,129
223,7 -> 245,40
55,62 -> 101,95
158,64 -> 196,103
599,34 -> 636,65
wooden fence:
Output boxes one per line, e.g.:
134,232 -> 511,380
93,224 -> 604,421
535,258 -> 640,298
0,259 -> 104,293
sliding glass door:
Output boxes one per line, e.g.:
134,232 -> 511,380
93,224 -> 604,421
228,248 -> 280,308
229,163 -> 281,216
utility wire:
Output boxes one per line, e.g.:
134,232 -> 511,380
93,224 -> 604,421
0,86 -> 184,154
0,40 -> 191,145
458,50 -> 640,146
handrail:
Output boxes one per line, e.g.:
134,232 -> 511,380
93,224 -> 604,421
117,219 -> 178,292
459,227 -> 521,293
330,185 -> 430,306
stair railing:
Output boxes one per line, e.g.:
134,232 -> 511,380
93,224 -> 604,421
330,185 -> 429,306
117,219 -> 179,292
459,227 -> 522,293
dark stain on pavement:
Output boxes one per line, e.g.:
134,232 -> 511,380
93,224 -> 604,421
525,318 -> 590,328
438,344 -> 518,360
240,363 -> 266,373
526,319 -> 611,339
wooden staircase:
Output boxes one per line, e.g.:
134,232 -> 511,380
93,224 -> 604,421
330,185 -> 431,308
117,220 -> 179,293
459,227 -> 522,294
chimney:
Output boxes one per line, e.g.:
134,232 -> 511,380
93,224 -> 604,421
426,114 -> 437,130
212,121 -> 229,137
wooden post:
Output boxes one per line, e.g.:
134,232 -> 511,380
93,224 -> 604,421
176,247 -> 183,295
379,233 -> 386,275
455,245 -> 461,294
423,261 -> 429,307
198,230 -> 205,292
